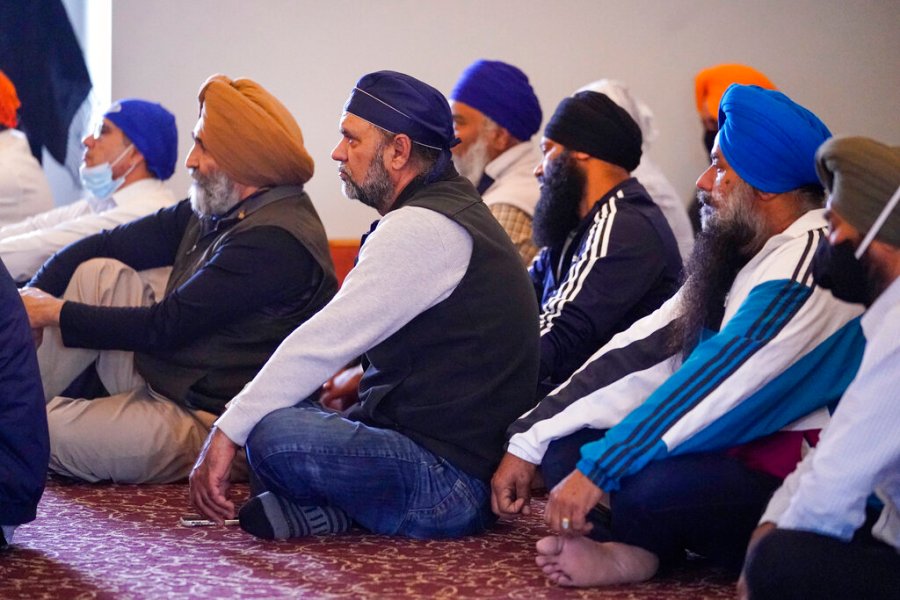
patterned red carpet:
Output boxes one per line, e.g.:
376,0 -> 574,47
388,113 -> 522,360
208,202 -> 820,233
0,480 -> 736,599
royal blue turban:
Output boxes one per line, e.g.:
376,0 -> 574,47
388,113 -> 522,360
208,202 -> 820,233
718,84 -> 831,193
105,99 -> 178,180
450,59 -> 542,142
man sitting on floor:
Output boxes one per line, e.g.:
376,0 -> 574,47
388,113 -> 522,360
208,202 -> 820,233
0,98 -> 178,283
740,136 -> 900,600
189,70 -> 539,541
449,59 -> 543,264
20,74 -> 336,484
490,84 -> 865,586
578,79 -> 695,262
0,258 -> 47,550
529,90 -> 682,394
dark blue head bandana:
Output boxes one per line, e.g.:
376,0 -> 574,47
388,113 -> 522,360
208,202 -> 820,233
345,71 -> 458,151
718,84 -> 831,193
345,71 -> 458,183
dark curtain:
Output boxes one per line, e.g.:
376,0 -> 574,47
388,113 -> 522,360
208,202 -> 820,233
0,0 -> 92,164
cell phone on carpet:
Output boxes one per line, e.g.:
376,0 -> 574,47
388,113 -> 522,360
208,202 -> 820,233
180,514 -> 239,527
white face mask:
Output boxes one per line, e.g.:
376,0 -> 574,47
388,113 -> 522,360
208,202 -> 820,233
79,144 -> 135,199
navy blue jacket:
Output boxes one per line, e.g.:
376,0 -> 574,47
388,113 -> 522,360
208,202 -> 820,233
0,259 -> 48,525
530,178 -> 682,394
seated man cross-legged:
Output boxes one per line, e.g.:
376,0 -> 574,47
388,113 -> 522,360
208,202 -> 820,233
491,85 -> 866,587
190,70 -> 540,541
21,75 -> 336,484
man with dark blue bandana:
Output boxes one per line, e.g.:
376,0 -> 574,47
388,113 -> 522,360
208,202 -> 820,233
190,70 -> 540,540
491,84 -> 867,587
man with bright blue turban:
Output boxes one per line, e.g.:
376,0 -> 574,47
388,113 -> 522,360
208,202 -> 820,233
490,84 -> 868,587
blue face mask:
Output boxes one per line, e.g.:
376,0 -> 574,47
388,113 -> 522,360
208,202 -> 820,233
79,144 -> 135,199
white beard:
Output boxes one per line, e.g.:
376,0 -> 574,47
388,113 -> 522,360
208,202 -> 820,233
453,133 -> 491,185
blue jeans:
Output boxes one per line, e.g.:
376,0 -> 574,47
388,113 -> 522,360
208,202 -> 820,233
244,402 -> 494,539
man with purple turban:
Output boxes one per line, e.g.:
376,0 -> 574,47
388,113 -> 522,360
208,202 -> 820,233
449,59 -> 543,264
20,75 -> 336,485
190,70 -> 539,542
491,85 -> 866,587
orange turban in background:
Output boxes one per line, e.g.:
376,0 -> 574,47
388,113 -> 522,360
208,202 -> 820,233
694,64 -> 776,122
0,70 -> 21,129
197,74 -> 314,187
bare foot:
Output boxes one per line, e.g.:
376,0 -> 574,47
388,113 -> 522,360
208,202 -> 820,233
535,535 -> 659,587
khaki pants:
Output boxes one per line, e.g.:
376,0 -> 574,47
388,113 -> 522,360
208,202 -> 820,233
41,259 -> 246,484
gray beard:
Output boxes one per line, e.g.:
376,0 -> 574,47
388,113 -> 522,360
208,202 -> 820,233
189,169 -> 242,217
341,144 -> 394,213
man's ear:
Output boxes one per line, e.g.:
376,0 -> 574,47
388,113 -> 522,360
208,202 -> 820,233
123,146 -> 148,177
755,190 -> 779,203
570,150 -> 592,162
387,134 -> 413,170
487,126 -> 514,155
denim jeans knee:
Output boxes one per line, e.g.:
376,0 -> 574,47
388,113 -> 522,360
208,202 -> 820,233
245,403 -> 494,539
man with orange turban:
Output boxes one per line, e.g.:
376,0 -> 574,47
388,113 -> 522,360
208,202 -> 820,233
695,64 -> 776,154
0,70 -> 53,227
19,75 -> 337,485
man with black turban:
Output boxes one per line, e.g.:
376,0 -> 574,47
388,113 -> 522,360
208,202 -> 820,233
529,90 -> 682,395
20,75 -> 336,484
491,85 -> 867,587
741,136 -> 900,600
190,70 -> 539,542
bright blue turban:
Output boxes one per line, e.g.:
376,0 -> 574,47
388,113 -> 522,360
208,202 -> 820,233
105,99 -> 178,180
718,84 -> 831,193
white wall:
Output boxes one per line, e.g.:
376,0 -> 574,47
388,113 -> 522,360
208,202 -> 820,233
110,0 -> 900,239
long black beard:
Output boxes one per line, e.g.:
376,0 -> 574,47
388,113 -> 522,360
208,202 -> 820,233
532,151 -> 586,249
670,187 -> 769,358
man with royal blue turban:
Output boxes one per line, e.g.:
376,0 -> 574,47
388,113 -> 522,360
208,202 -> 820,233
491,84 -> 867,588
191,70 -> 541,543
0,98 -> 179,283
449,59 -> 543,263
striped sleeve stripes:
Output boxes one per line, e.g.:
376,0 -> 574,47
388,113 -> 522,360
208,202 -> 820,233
582,229 -> 824,488
539,192 -> 620,334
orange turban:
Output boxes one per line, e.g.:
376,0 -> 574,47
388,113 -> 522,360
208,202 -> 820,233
694,64 -> 776,122
0,70 -> 21,129
197,74 -> 314,187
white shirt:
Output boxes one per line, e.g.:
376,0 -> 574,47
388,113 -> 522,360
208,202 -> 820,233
0,177 -> 177,282
761,275 -> 900,550
482,142 -> 541,217
215,205 -> 473,446
0,129 -> 53,228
